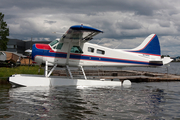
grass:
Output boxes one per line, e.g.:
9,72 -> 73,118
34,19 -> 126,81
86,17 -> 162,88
0,66 -> 44,80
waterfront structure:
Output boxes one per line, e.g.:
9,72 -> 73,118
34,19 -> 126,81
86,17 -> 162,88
6,39 -> 50,55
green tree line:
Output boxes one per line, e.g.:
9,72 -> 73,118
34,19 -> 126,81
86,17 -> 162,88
0,12 -> 9,51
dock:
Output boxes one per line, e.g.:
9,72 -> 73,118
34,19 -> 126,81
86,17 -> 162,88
53,69 -> 180,82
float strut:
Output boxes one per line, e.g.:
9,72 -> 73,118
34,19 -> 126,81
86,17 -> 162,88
45,61 -> 48,77
66,65 -> 73,79
80,66 -> 87,80
45,61 -> 57,78
47,64 -> 57,77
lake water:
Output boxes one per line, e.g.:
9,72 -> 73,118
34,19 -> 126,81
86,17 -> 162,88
0,62 -> 180,120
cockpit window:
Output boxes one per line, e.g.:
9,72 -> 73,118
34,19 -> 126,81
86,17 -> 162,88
71,46 -> 83,53
49,40 -> 59,47
53,43 -> 63,50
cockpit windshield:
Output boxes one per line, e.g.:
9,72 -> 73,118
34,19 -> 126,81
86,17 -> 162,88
53,43 -> 63,50
49,40 -> 59,47
49,39 -> 64,50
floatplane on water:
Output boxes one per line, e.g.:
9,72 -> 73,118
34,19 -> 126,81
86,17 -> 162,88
9,25 -> 173,87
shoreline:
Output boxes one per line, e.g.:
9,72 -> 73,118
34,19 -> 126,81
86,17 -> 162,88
0,78 -> 10,85
0,66 -> 44,85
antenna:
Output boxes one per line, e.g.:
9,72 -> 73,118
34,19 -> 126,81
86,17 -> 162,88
113,43 -> 121,49
52,32 -> 65,35
97,39 -> 103,45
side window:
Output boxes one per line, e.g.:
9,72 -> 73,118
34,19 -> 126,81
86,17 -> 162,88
88,47 -> 94,53
97,49 -> 105,55
53,43 -> 63,50
71,46 -> 83,53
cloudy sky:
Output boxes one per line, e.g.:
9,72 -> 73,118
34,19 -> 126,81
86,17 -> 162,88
1,0 -> 180,56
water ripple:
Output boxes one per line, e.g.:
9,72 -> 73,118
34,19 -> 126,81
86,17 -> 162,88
0,82 -> 180,119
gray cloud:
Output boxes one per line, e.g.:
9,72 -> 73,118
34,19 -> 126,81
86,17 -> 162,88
1,0 -> 180,56
44,20 -> 56,24
116,19 -> 142,30
0,0 -> 173,15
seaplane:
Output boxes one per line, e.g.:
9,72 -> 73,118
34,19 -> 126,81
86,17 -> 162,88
9,25 -> 173,87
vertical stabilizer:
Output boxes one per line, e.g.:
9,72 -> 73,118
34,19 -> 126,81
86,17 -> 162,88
129,34 -> 161,56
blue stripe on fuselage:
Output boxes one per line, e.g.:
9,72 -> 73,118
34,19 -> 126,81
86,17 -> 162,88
70,54 -> 162,66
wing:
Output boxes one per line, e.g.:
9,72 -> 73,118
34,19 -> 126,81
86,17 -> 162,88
62,25 -> 103,42
54,25 -> 103,66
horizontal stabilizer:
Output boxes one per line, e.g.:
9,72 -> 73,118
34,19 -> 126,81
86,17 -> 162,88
149,57 -> 173,65
149,60 -> 163,65
162,57 -> 173,65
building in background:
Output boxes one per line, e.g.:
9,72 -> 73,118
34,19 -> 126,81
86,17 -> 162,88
6,39 -> 25,54
6,39 -> 50,55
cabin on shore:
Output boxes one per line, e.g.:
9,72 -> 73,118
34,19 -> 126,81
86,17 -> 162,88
0,51 -> 33,66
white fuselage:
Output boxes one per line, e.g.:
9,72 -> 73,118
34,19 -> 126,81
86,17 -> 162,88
33,41 -> 162,67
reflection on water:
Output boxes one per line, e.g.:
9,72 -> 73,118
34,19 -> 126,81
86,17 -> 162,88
0,82 -> 180,119
0,85 -> 12,119
8,87 -> 50,119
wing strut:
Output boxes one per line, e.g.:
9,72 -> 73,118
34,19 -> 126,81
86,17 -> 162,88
65,40 -> 72,65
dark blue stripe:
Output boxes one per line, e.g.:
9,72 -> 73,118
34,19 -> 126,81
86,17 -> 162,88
70,54 -> 162,66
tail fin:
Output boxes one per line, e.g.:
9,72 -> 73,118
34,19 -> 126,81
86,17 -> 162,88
129,34 -> 161,56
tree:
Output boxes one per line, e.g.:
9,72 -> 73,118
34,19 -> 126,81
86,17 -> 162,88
0,12 -> 9,51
